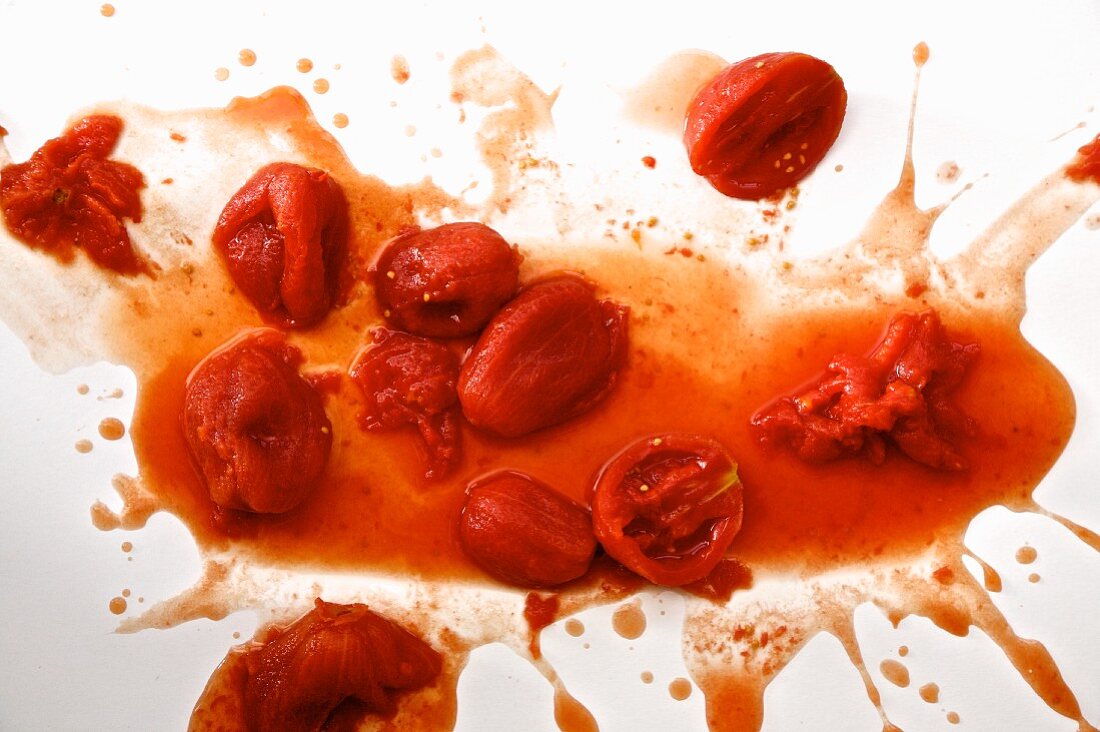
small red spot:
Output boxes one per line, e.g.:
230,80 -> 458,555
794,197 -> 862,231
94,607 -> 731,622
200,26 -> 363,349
1066,132 -> 1100,184
170,132 -> 187,143
932,565 -> 955,584
523,592 -> 559,660
906,281 -> 928,298
641,156 -> 657,169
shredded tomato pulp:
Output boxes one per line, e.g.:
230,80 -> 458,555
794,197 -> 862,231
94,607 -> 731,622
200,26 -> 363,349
752,310 -> 979,470
0,115 -> 147,274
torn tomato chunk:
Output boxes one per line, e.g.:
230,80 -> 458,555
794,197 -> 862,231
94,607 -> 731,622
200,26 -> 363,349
751,310 -> 979,470
348,328 -> 461,479
0,115 -> 147,274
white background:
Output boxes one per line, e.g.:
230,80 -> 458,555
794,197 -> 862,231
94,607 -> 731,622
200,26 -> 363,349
0,1 -> 1098,730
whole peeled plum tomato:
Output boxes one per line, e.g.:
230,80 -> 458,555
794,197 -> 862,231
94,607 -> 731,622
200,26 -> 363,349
348,328 -> 461,479
458,274 -> 628,437
0,115 -> 148,274
183,329 -> 332,514
592,434 -> 743,587
374,222 -> 522,338
684,52 -> 847,200
212,162 -> 348,328
459,471 -> 597,588
237,599 -> 441,731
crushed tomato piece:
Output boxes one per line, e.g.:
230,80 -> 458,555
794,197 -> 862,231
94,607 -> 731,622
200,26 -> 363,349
0,115 -> 148,274
239,599 -> 441,732
751,310 -> 979,470
348,328 -> 461,479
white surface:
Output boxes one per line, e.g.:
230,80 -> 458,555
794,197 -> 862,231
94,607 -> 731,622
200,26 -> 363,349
1,1 -> 1098,730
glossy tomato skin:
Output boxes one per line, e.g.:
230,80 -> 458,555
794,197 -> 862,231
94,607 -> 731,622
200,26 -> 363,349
374,222 -> 521,338
592,434 -> 743,587
459,471 -> 597,588
242,599 -> 442,732
458,274 -> 628,437
0,115 -> 148,274
348,328 -> 461,479
213,162 -> 348,328
684,52 -> 847,200
182,329 -> 332,514
751,310 -> 978,470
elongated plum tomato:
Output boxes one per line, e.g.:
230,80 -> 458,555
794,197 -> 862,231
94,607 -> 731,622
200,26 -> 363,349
182,329 -> 332,514
212,162 -> 348,328
374,222 -> 522,338
0,115 -> 148,274
458,274 -> 628,437
459,471 -> 597,587
230,599 -> 440,731
684,52 -> 847,200
348,328 -> 461,479
592,434 -> 743,586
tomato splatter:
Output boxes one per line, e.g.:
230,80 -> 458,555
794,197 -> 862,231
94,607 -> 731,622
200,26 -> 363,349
684,558 -> 754,603
0,115 -> 147,274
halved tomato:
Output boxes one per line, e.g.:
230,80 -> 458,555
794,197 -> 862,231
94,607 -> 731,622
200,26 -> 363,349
684,52 -> 847,200
592,434 -> 743,586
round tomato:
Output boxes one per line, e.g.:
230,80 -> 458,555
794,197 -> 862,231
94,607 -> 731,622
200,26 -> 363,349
592,434 -> 743,586
182,329 -> 332,514
684,52 -> 847,200
374,222 -> 521,339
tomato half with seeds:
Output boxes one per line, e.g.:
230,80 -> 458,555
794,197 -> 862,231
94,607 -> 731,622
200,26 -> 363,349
592,434 -> 743,586
684,52 -> 847,200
